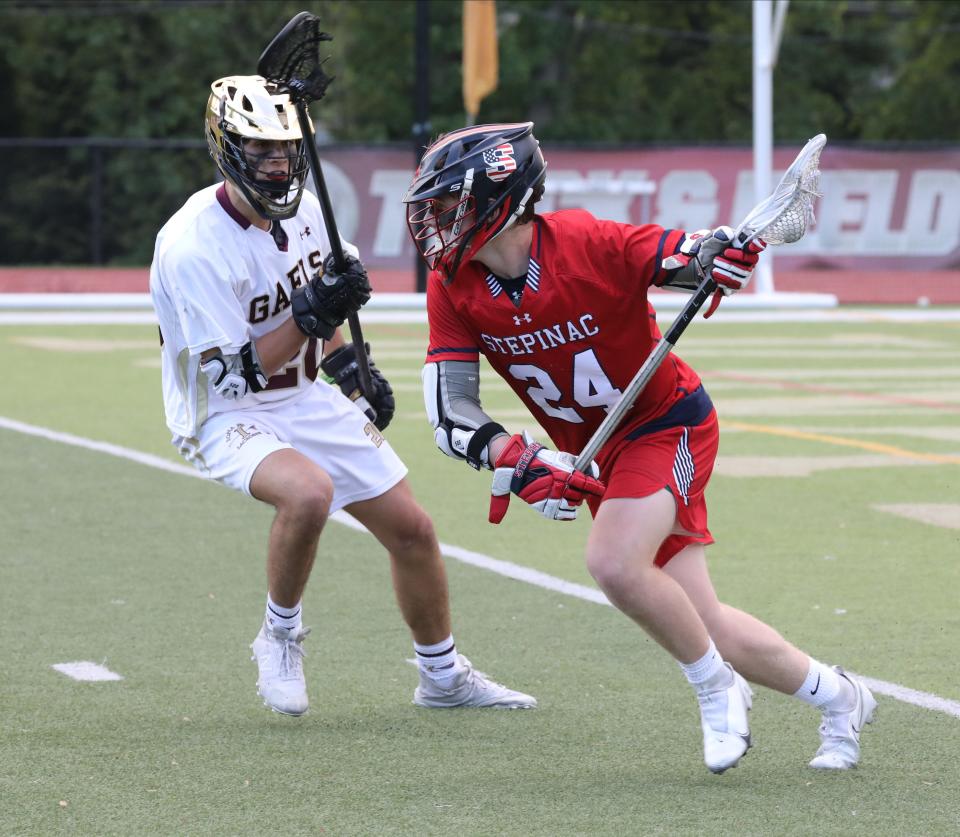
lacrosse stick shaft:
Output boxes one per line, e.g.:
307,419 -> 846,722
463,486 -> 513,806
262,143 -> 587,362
573,274 -> 716,472
293,101 -> 374,397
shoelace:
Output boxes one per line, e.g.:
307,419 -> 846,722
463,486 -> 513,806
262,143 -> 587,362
276,628 -> 310,680
435,662 -> 490,696
457,665 -> 507,700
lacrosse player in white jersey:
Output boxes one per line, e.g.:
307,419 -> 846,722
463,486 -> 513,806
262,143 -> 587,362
149,75 -> 535,717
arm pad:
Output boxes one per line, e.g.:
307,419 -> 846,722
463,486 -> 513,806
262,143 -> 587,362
422,360 -> 507,470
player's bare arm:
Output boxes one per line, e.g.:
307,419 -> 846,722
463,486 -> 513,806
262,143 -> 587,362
200,318 -> 309,374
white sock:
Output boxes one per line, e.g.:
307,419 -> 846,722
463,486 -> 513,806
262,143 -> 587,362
679,638 -> 732,692
265,594 -> 302,632
414,635 -> 460,681
793,658 -> 850,710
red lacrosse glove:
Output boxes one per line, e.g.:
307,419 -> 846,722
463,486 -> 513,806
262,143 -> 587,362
702,226 -> 767,318
489,432 -> 606,524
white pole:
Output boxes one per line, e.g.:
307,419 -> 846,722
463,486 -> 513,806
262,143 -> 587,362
752,0 -> 775,294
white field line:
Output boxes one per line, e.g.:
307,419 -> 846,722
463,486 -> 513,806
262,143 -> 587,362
853,676 -> 960,719
3,414 -> 958,721
0,416 -> 202,479
329,509 -> 610,605
52,661 -> 124,681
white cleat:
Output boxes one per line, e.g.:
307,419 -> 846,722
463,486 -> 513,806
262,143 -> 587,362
809,668 -> 877,770
250,622 -> 311,716
413,654 -> 537,709
698,663 -> 753,774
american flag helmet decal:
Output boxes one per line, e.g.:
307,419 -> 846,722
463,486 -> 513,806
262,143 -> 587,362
482,143 -> 517,182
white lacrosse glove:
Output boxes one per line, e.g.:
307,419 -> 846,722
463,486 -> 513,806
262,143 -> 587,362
200,350 -> 267,401
488,431 -> 605,523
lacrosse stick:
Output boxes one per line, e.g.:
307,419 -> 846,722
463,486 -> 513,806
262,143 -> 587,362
258,12 -> 374,399
574,133 -> 826,473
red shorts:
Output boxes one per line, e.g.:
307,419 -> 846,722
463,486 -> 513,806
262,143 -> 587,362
586,408 -> 720,567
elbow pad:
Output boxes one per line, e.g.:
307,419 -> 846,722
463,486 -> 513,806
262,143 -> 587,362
439,420 -> 508,470
239,341 -> 268,392
422,361 -> 506,470
200,341 -> 267,400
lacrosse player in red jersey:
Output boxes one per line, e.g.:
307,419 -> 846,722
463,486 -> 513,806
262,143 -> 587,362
149,77 -> 536,717
403,122 -> 876,773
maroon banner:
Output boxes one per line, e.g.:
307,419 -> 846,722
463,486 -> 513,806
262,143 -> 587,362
317,145 -> 960,273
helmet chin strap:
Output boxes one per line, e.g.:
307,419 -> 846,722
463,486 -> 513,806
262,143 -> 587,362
229,163 -> 305,222
440,168 -> 537,282
450,167 -> 475,241
490,184 -> 535,243
225,179 -> 275,227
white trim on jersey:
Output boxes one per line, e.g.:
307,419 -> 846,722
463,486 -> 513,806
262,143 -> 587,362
482,255 -> 542,300
527,256 -> 542,291
672,428 -> 695,506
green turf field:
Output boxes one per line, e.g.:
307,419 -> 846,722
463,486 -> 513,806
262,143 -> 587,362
2,316 -> 959,836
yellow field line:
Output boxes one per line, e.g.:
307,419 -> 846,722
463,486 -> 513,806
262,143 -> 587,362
725,421 -> 960,465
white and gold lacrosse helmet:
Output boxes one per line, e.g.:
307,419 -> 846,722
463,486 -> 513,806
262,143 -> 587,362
205,75 -> 312,220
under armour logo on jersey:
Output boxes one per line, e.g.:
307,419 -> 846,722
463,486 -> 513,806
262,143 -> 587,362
483,143 -> 517,182
513,313 -> 532,325
300,226 -> 311,239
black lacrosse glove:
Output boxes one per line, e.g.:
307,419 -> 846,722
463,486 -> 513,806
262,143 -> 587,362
321,342 -> 395,431
291,253 -> 372,340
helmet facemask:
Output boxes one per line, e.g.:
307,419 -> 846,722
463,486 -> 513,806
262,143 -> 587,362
403,123 -> 547,281
220,129 -> 309,219
407,191 -> 520,281
407,168 -> 481,271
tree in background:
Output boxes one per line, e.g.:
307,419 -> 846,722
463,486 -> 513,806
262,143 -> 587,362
0,0 -> 956,265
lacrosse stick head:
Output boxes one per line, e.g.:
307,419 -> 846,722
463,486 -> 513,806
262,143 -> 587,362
258,12 -> 334,102
735,133 -> 826,246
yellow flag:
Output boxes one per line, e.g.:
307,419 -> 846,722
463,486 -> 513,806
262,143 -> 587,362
462,0 -> 498,123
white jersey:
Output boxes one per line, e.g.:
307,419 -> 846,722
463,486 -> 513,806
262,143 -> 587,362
149,184 -> 359,438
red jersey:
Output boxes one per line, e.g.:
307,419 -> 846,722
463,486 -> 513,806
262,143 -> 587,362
425,209 -> 704,457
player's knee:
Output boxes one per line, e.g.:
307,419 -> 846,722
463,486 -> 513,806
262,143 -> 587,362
278,471 -> 334,527
387,506 -> 438,559
585,546 -> 653,595
585,547 -> 624,592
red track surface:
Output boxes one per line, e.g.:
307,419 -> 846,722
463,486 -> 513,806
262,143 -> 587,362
1,267 -> 959,304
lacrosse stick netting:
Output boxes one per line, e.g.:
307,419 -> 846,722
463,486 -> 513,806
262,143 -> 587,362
734,133 -> 825,246
257,11 -> 334,102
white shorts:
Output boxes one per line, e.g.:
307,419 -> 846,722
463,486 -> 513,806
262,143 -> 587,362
173,382 -> 407,513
